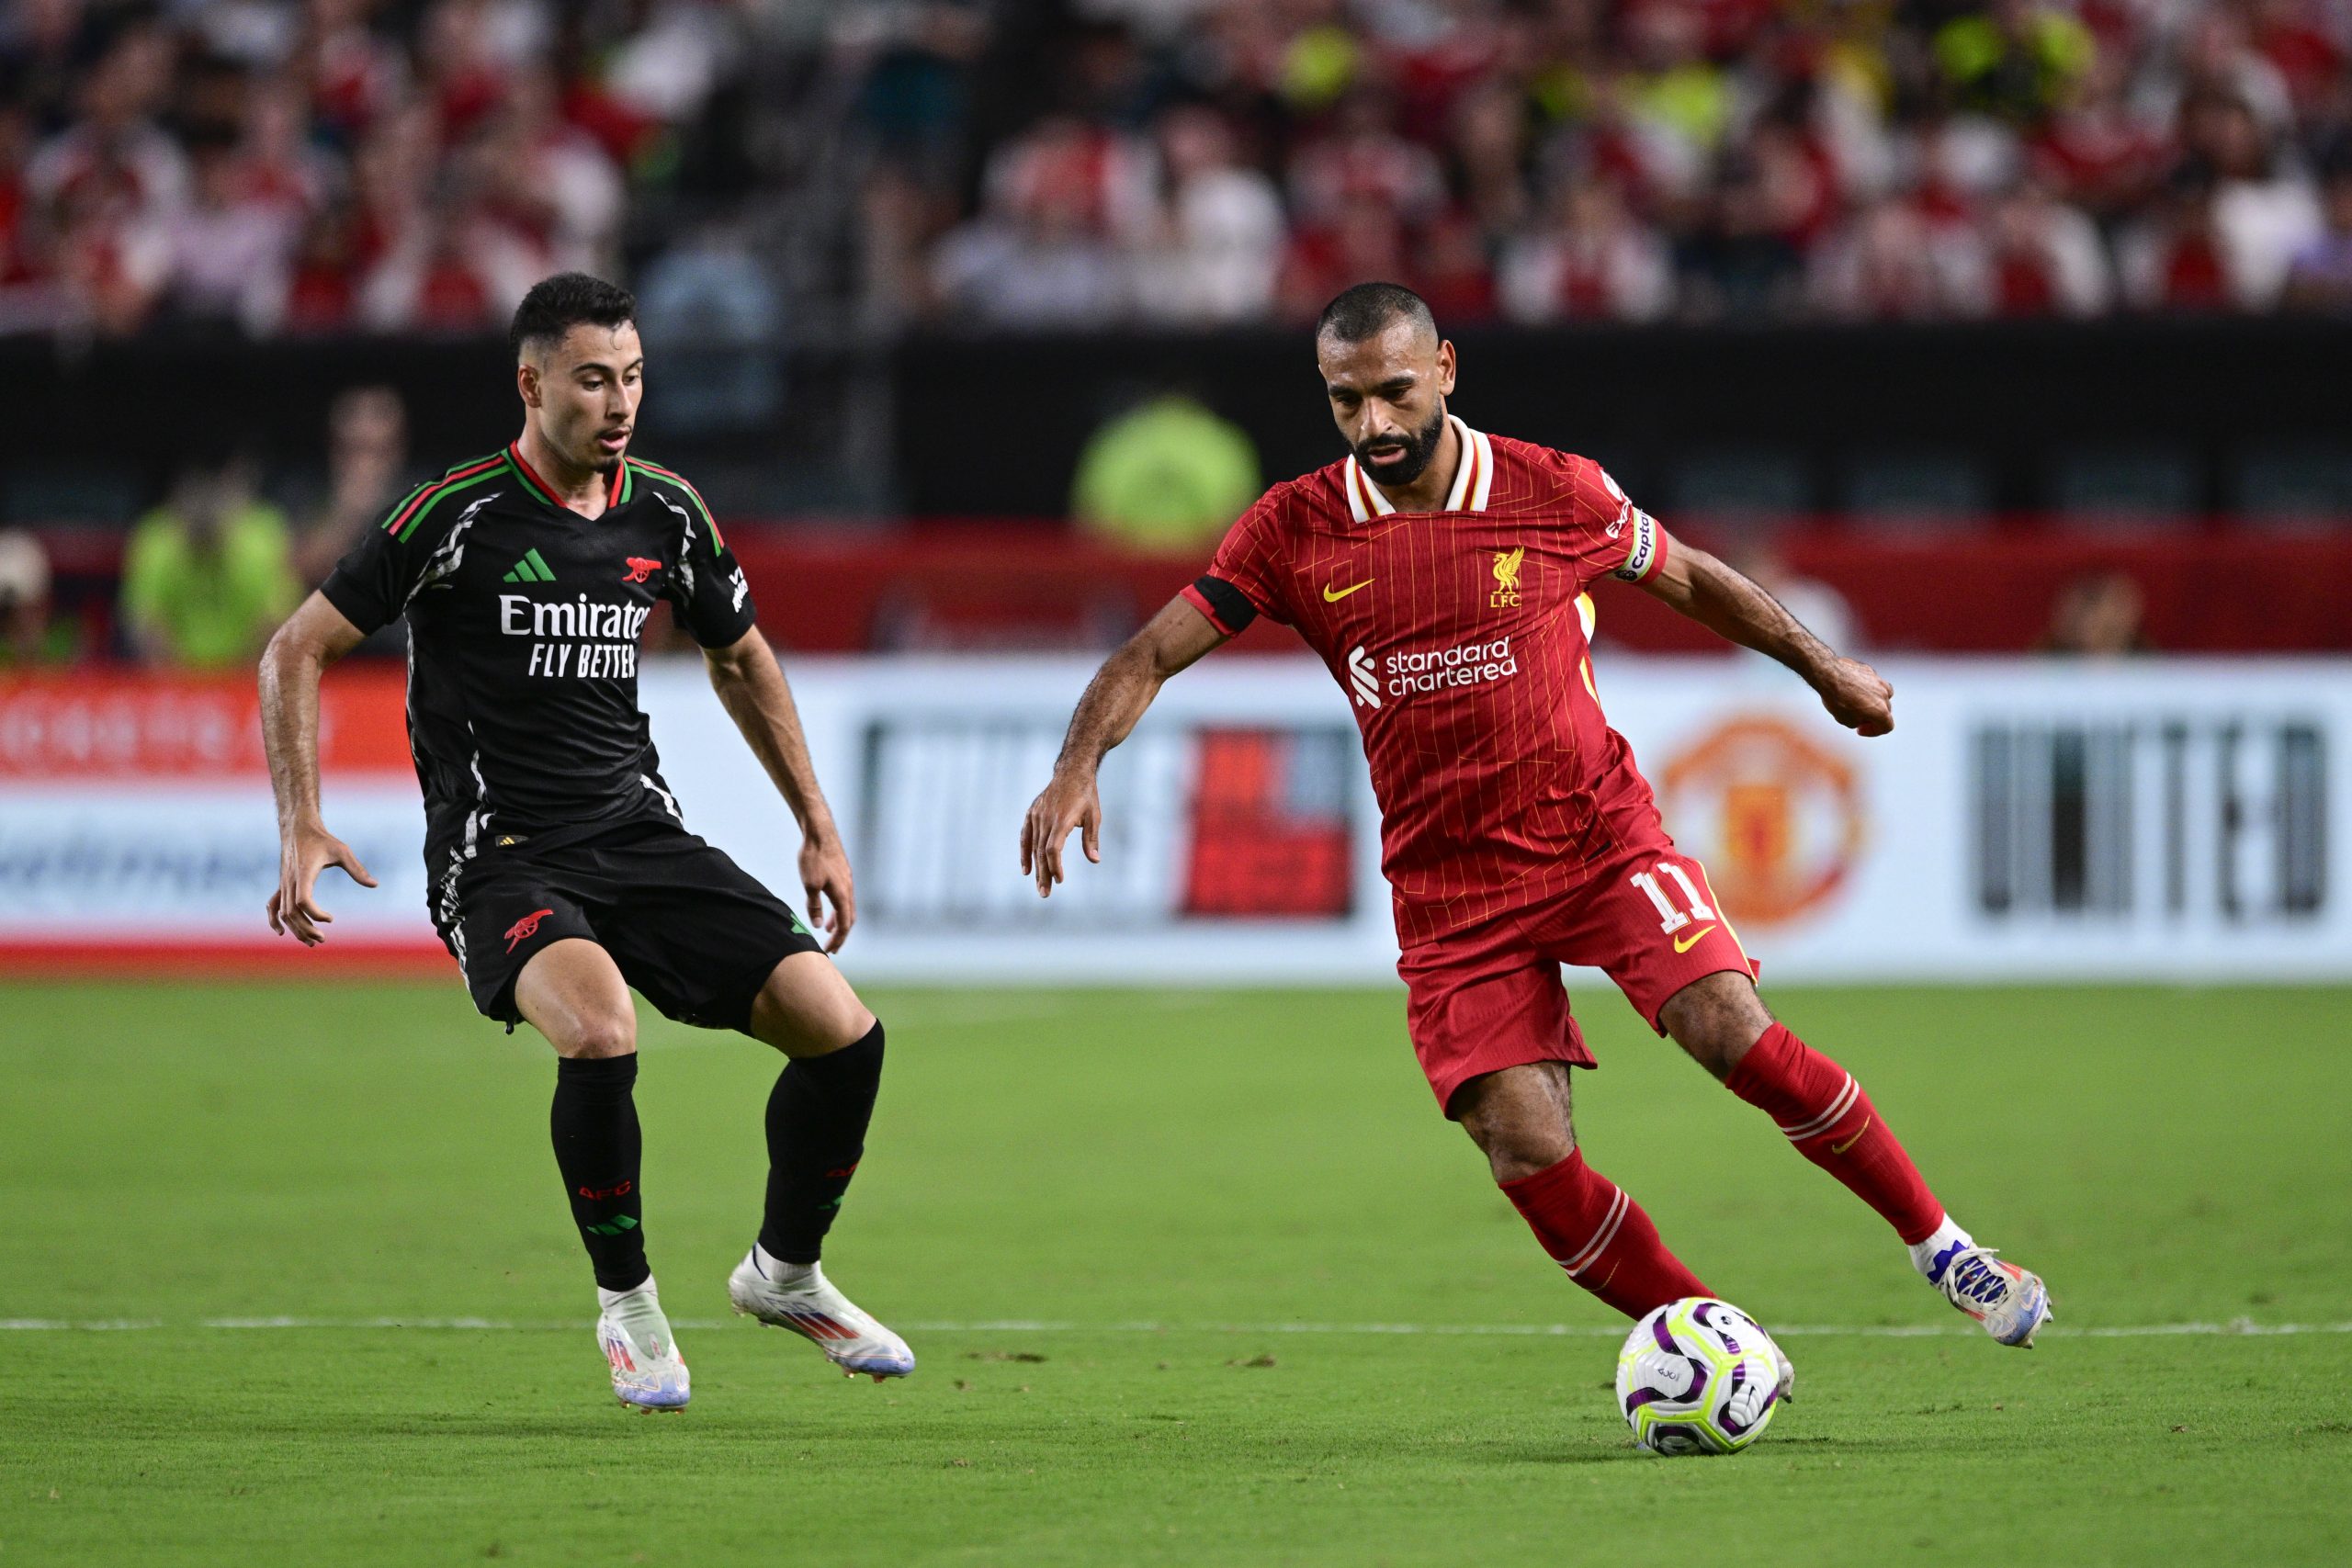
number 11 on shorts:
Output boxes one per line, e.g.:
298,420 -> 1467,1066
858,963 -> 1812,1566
1631,863 -> 1715,934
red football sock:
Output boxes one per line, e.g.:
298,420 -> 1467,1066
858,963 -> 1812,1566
1725,1022 -> 1944,1246
1500,1151 -> 1713,1319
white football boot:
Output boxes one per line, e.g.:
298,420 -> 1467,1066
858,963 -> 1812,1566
1933,1246 -> 2052,1347
597,1279 -> 690,1411
728,1247 -> 915,1381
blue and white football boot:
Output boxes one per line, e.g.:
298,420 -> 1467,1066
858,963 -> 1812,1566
597,1279 -> 690,1411
728,1247 -> 915,1381
1933,1246 -> 2052,1347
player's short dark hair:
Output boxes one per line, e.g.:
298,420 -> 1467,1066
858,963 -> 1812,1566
1316,282 -> 1438,345
510,273 -> 637,361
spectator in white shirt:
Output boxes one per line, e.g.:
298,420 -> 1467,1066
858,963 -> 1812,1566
1131,106 -> 1283,325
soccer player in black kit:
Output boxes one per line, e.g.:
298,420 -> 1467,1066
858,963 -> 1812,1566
257,274 -> 912,1409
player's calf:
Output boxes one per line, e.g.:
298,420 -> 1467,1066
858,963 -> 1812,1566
1458,1065 -> 1714,1320
757,1018 -> 885,1265
1719,1019 -> 1943,1245
550,1053 -> 651,1292
1699,1004 -> 2054,1346
1500,1150 -> 1718,1319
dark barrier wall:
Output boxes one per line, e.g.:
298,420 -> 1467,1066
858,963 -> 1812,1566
5,319 -> 2349,521
0,333 -> 875,519
5,336 -> 515,479
889,317 -> 2352,519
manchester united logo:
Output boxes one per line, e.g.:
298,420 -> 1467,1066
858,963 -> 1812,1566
1658,717 -> 1865,928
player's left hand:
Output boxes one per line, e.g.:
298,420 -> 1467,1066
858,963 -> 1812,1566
1815,657 -> 1894,736
799,833 -> 855,953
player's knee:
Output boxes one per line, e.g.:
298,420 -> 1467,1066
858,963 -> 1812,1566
1454,1071 -> 1577,1183
749,953 -> 875,1057
795,1001 -> 877,1058
1660,974 -> 1771,1081
1475,1122 -> 1576,1184
560,1009 -> 638,1060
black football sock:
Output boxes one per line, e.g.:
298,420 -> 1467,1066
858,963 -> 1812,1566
550,1054 -> 650,1292
758,1020 -> 885,1266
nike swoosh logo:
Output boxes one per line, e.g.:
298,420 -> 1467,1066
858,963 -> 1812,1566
1322,580 -> 1374,602
1671,924 -> 1716,953
1830,1117 -> 1871,1155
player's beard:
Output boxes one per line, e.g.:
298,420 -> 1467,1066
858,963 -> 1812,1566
1352,400 -> 1449,487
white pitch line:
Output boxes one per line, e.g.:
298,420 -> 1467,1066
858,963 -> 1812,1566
1,1316 -> 2346,1339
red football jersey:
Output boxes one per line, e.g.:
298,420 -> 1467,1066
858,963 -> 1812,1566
1182,417 -> 1673,947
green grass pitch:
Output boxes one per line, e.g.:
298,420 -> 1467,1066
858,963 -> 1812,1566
4,980 -> 2349,1566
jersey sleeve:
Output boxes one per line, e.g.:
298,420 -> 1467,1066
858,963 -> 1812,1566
1559,457 -> 1669,589
1181,491 -> 1292,633
655,479 -> 758,648
319,482 -> 445,634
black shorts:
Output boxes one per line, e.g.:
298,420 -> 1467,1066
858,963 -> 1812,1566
429,818 -> 821,1032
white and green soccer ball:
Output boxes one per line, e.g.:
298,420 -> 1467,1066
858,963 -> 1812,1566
1615,1296 -> 1784,1456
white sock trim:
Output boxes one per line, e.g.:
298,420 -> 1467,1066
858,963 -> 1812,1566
753,1243 -> 820,1289
1778,1076 -> 1860,1141
596,1277 -> 660,1313
1908,1215 -> 1974,1281
1560,1189 -> 1630,1278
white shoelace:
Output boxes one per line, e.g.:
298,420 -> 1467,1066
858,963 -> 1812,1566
1939,1246 -> 2016,1311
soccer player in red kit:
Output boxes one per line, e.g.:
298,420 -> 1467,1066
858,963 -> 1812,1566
1020,284 -> 2050,1358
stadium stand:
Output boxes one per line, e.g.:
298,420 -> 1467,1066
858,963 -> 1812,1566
3,2 -> 2350,659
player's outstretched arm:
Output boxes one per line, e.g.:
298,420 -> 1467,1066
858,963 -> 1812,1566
258,592 -> 379,944
1020,595 -> 1228,897
1634,534 -> 1894,737
702,625 -> 856,953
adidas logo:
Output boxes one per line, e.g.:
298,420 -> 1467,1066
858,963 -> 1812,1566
1348,644 -> 1381,707
502,547 -> 557,583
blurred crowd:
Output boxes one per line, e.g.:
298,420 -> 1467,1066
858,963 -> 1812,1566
0,382 -> 404,667
10,2 -> 2352,341
0,0 -> 757,338
863,0 -> 2352,327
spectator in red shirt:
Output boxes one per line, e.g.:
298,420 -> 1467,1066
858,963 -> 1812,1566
2118,162 -> 2238,311
1983,177 -> 2111,316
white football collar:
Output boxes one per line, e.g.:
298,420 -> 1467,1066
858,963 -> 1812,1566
1345,416 -> 1493,522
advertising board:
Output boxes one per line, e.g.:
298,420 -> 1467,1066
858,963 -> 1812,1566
3,657 -> 2343,984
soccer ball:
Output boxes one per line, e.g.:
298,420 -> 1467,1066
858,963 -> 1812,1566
1615,1296 -> 1784,1456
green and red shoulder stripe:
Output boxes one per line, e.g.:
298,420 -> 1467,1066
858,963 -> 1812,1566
381,452 -> 506,541
623,457 -> 724,551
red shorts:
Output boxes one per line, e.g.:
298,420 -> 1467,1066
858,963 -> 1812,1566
1397,846 -> 1758,1116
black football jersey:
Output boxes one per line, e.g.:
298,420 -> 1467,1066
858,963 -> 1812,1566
322,444 -> 757,871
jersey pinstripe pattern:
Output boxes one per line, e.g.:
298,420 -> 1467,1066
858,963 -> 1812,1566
1190,419 -> 1673,947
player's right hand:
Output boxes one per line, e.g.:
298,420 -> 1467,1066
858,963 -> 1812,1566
266,823 -> 379,945
1019,771 -> 1101,897
1815,656 -> 1894,737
